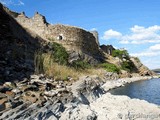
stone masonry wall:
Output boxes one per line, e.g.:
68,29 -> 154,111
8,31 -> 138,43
14,12 -> 103,60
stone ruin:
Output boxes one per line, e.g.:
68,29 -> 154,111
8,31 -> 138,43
3,5 -> 122,63
7,11 -> 103,63
100,45 -> 115,55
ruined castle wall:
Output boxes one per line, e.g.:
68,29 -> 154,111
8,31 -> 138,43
15,13 -> 103,59
15,13 -> 48,38
45,24 -> 101,56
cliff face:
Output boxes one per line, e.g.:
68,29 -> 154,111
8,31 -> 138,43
0,3 -> 44,82
130,57 -> 155,76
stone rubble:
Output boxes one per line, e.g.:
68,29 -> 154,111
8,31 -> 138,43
0,74 -> 160,120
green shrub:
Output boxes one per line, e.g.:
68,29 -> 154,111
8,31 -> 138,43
121,61 -> 134,72
34,42 -> 69,74
101,63 -> 120,73
134,57 -> 140,62
112,49 -> 129,60
71,60 -> 91,70
51,42 -> 69,65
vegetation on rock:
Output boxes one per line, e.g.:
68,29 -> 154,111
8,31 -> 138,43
121,61 -> 135,72
51,42 -> 69,65
34,42 -> 93,80
70,60 -> 91,70
111,49 -> 136,72
100,63 -> 120,73
112,49 -> 129,60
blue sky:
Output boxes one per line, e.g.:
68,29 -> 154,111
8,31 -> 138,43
1,0 -> 160,69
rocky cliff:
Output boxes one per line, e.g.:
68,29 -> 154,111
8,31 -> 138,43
130,57 -> 155,76
0,3 -> 45,82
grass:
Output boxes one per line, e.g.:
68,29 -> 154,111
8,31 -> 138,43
34,52 -> 107,81
34,51 -> 97,81
34,42 -> 123,80
70,60 -> 91,70
35,52 -> 78,80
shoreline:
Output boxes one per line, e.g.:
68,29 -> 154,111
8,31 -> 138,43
91,75 -> 160,120
60,75 -> 160,120
102,75 -> 160,92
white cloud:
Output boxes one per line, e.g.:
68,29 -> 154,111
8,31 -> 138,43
102,25 -> 160,69
102,25 -> 160,44
130,25 -> 160,33
130,48 -> 160,69
141,58 -> 160,69
149,44 -> 160,51
0,0 -> 24,6
130,51 -> 160,57
130,43 -> 160,57
101,29 -> 122,40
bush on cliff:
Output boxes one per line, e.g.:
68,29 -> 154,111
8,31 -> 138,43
35,52 -> 81,80
112,49 -> 129,60
101,63 -> 120,73
71,60 -> 91,70
121,61 -> 135,72
34,42 -> 69,74
34,42 -> 93,80
51,42 -> 69,65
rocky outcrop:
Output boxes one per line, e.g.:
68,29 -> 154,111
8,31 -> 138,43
0,74 -> 159,120
0,74 -> 104,119
100,44 -> 115,55
0,3 -> 47,82
130,57 -> 155,76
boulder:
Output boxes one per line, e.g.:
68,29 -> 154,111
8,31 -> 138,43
60,104 -> 97,120
44,90 -> 57,97
68,51 -> 81,63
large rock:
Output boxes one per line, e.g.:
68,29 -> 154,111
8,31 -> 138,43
60,104 -> 97,120
130,57 -> 155,76
90,93 -> 160,120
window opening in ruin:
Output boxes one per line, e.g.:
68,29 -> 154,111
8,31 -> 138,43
57,35 -> 63,40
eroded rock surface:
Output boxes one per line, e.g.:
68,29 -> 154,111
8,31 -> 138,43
0,75 -> 160,120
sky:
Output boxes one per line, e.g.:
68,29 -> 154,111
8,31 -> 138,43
1,0 -> 160,69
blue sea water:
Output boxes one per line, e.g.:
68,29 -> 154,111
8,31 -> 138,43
109,78 -> 160,105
